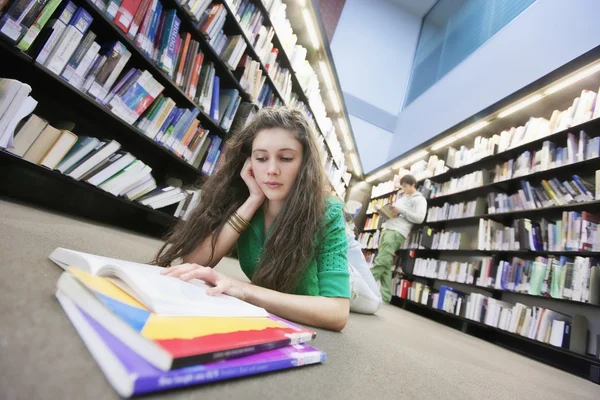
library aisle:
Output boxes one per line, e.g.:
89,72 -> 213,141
1,198 -> 598,400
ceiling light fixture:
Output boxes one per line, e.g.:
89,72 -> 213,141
350,153 -> 362,175
431,136 -> 458,151
544,62 -> 600,95
329,91 -> 341,113
302,9 -> 320,50
497,95 -> 543,119
319,61 -> 334,90
456,120 -> 490,138
366,169 -> 391,183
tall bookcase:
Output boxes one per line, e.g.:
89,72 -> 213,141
357,47 -> 600,383
0,0 -> 350,237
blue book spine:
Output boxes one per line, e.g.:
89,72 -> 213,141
146,0 -> 163,57
201,135 -> 222,175
210,75 -> 220,122
160,108 -> 185,144
155,106 -> 179,142
170,108 -> 200,150
158,11 -> 180,74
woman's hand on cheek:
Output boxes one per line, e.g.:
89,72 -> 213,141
241,158 -> 265,204
161,263 -> 246,299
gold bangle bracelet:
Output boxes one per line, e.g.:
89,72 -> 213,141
227,218 -> 243,234
232,212 -> 250,230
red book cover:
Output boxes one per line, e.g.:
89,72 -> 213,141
187,51 -> 205,99
114,0 -> 143,32
127,0 -> 151,38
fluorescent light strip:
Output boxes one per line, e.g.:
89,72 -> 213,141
431,136 -> 457,151
329,91 -> 341,112
497,95 -> 543,119
455,120 -> 490,138
302,9 -> 320,50
319,61 -> 334,90
338,118 -> 353,149
544,62 -> 600,95
366,169 -> 390,183
393,150 -> 429,169
350,153 -> 361,175
299,0 -> 307,6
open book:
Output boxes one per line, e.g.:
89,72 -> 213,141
49,248 -> 267,318
377,204 -> 398,219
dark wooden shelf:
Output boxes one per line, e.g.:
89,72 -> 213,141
427,117 -> 600,183
246,0 -> 341,170
80,0 -> 227,137
409,274 -> 600,310
425,199 -> 600,227
218,0 -> 287,106
390,296 -> 600,383
427,156 -> 600,204
0,150 -> 178,237
407,248 -> 600,256
0,40 -> 204,184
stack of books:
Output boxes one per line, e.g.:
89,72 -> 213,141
49,248 -> 326,397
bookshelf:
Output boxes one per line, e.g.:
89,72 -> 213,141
356,48 -> 600,382
0,0 -> 351,235
390,296 -> 600,382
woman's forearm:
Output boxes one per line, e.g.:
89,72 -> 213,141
239,282 -> 349,331
183,196 -> 263,267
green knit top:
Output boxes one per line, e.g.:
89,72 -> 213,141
236,198 -> 350,298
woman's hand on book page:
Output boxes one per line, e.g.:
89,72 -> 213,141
241,158 -> 265,204
161,263 -> 245,299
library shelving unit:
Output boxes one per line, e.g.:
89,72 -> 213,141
357,46 -> 600,383
0,0 -> 350,237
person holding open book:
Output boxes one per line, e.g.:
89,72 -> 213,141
155,107 -> 377,331
372,174 -> 427,303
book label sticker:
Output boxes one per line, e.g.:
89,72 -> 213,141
1,18 -> 23,41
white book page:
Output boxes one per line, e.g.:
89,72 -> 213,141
100,264 -> 267,317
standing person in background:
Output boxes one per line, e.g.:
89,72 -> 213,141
371,174 -> 427,303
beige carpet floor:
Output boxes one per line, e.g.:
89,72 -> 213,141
1,198 -> 599,399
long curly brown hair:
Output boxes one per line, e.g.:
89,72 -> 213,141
154,107 -> 328,293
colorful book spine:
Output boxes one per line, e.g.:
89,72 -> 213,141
210,75 -> 220,122
88,42 -> 132,102
34,1 -> 77,65
45,7 -> 94,75
60,30 -> 97,81
127,0 -> 151,39
68,43 -> 101,89
157,10 -> 180,75
16,0 -> 62,51
59,295 -> 325,398
201,134 -> 222,175
114,0 -> 142,32
105,0 -> 124,19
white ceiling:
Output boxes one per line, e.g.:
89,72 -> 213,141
386,0 -> 437,18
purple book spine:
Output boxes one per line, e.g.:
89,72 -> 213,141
134,358 -> 297,395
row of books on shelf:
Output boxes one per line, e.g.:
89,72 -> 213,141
441,87 -> 600,170
493,131 -> 599,183
0,0 -> 349,187
425,173 -> 599,224
401,154 -> 448,182
393,280 -> 595,356
366,193 -> 399,214
405,211 -> 600,252
51,249 -> 324,397
2,111 -> 205,215
0,79 -> 232,175
411,255 -> 600,305
426,197 -> 486,223
358,230 -> 380,250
